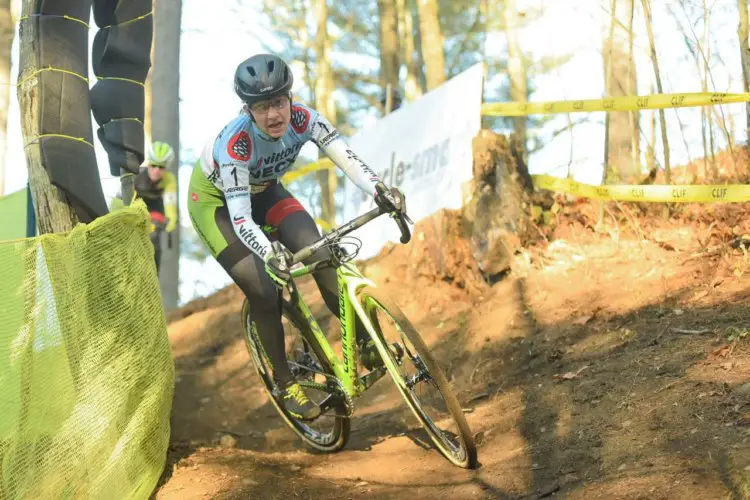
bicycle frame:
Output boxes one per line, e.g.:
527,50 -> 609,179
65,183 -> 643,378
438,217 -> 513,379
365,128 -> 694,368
273,195 -> 412,403
287,260 -> 382,399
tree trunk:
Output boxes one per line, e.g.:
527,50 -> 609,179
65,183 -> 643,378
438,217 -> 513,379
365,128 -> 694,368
416,0 -> 445,90
627,0 -> 640,176
144,45 -> 154,144
703,0 -> 718,178
314,0 -> 336,227
143,5 -> 155,147
641,0 -> 670,185
603,0 -> 638,182
378,0 -> 400,100
297,0 -> 315,103
412,0 -> 427,92
739,0 -> 750,158
397,0 -> 422,101
700,68 -> 709,178
0,0 -> 15,197
17,0 -> 80,233
151,0 -> 182,310
599,0 -> 617,227
646,85 -> 657,172
503,0 -> 528,164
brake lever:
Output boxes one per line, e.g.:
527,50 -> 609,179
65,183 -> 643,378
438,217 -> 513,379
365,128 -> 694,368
270,241 -> 288,270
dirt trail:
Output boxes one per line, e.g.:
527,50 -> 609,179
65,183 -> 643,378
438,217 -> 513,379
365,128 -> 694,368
154,209 -> 750,499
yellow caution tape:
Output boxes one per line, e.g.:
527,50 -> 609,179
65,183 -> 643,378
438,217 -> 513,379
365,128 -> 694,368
482,92 -> 750,117
281,162 -> 335,229
314,218 -> 333,231
532,174 -> 750,203
282,158 -> 334,184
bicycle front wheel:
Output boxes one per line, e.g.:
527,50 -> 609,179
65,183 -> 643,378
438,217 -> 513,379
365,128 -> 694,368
359,287 -> 477,469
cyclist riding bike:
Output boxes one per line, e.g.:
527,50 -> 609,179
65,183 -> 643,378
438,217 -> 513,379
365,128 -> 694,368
188,53 -> 406,421
135,141 -> 178,273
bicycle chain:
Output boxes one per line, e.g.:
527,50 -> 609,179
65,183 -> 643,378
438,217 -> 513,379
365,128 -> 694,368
297,377 -> 354,417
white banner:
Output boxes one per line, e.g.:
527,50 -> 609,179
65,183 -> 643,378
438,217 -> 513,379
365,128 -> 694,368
341,62 -> 484,259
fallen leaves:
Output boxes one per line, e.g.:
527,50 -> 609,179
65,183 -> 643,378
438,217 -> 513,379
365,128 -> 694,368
711,344 -> 733,359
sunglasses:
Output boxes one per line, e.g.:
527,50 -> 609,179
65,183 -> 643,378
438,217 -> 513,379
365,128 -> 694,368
250,95 -> 290,114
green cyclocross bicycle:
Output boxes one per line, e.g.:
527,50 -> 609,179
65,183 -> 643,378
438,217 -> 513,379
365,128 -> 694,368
241,184 -> 477,469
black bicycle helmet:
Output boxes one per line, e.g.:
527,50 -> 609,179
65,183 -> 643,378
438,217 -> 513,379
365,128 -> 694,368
234,54 -> 294,105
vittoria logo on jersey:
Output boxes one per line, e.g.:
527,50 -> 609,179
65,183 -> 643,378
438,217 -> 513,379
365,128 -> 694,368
248,142 -> 305,180
291,106 -> 311,133
260,142 -> 304,166
233,214 -> 247,225
227,131 -> 252,161
238,226 -> 268,258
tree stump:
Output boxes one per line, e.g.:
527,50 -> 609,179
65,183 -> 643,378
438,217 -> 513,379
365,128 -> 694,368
464,130 -> 535,280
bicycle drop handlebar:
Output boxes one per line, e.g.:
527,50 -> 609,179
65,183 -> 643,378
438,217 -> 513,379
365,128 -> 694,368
287,183 -> 413,267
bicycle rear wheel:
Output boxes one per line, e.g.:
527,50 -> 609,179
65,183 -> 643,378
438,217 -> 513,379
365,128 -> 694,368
241,299 -> 350,452
359,287 -> 477,468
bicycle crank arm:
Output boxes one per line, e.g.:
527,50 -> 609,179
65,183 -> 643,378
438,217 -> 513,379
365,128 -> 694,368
318,392 -> 352,418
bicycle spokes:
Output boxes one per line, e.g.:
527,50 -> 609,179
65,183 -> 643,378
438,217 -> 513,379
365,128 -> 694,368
364,293 -> 475,467
282,317 -> 352,418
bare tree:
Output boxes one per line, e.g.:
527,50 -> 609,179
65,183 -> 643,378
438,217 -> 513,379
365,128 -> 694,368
314,0 -> 337,227
640,0 -> 671,185
673,0 -> 734,178
144,40 -> 154,144
699,10 -> 713,175
646,84 -> 657,173
626,0 -> 640,176
297,1 -> 315,101
739,0 -> 750,147
313,0 -> 336,223
397,0 -> 422,100
378,0 -> 400,97
504,0 -> 528,163
598,0 -> 618,227
603,0 -> 639,182
702,0 -> 717,177
416,0 -> 445,90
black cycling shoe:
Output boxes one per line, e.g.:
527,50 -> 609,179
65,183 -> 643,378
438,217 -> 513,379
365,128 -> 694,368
280,382 -> 321,421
